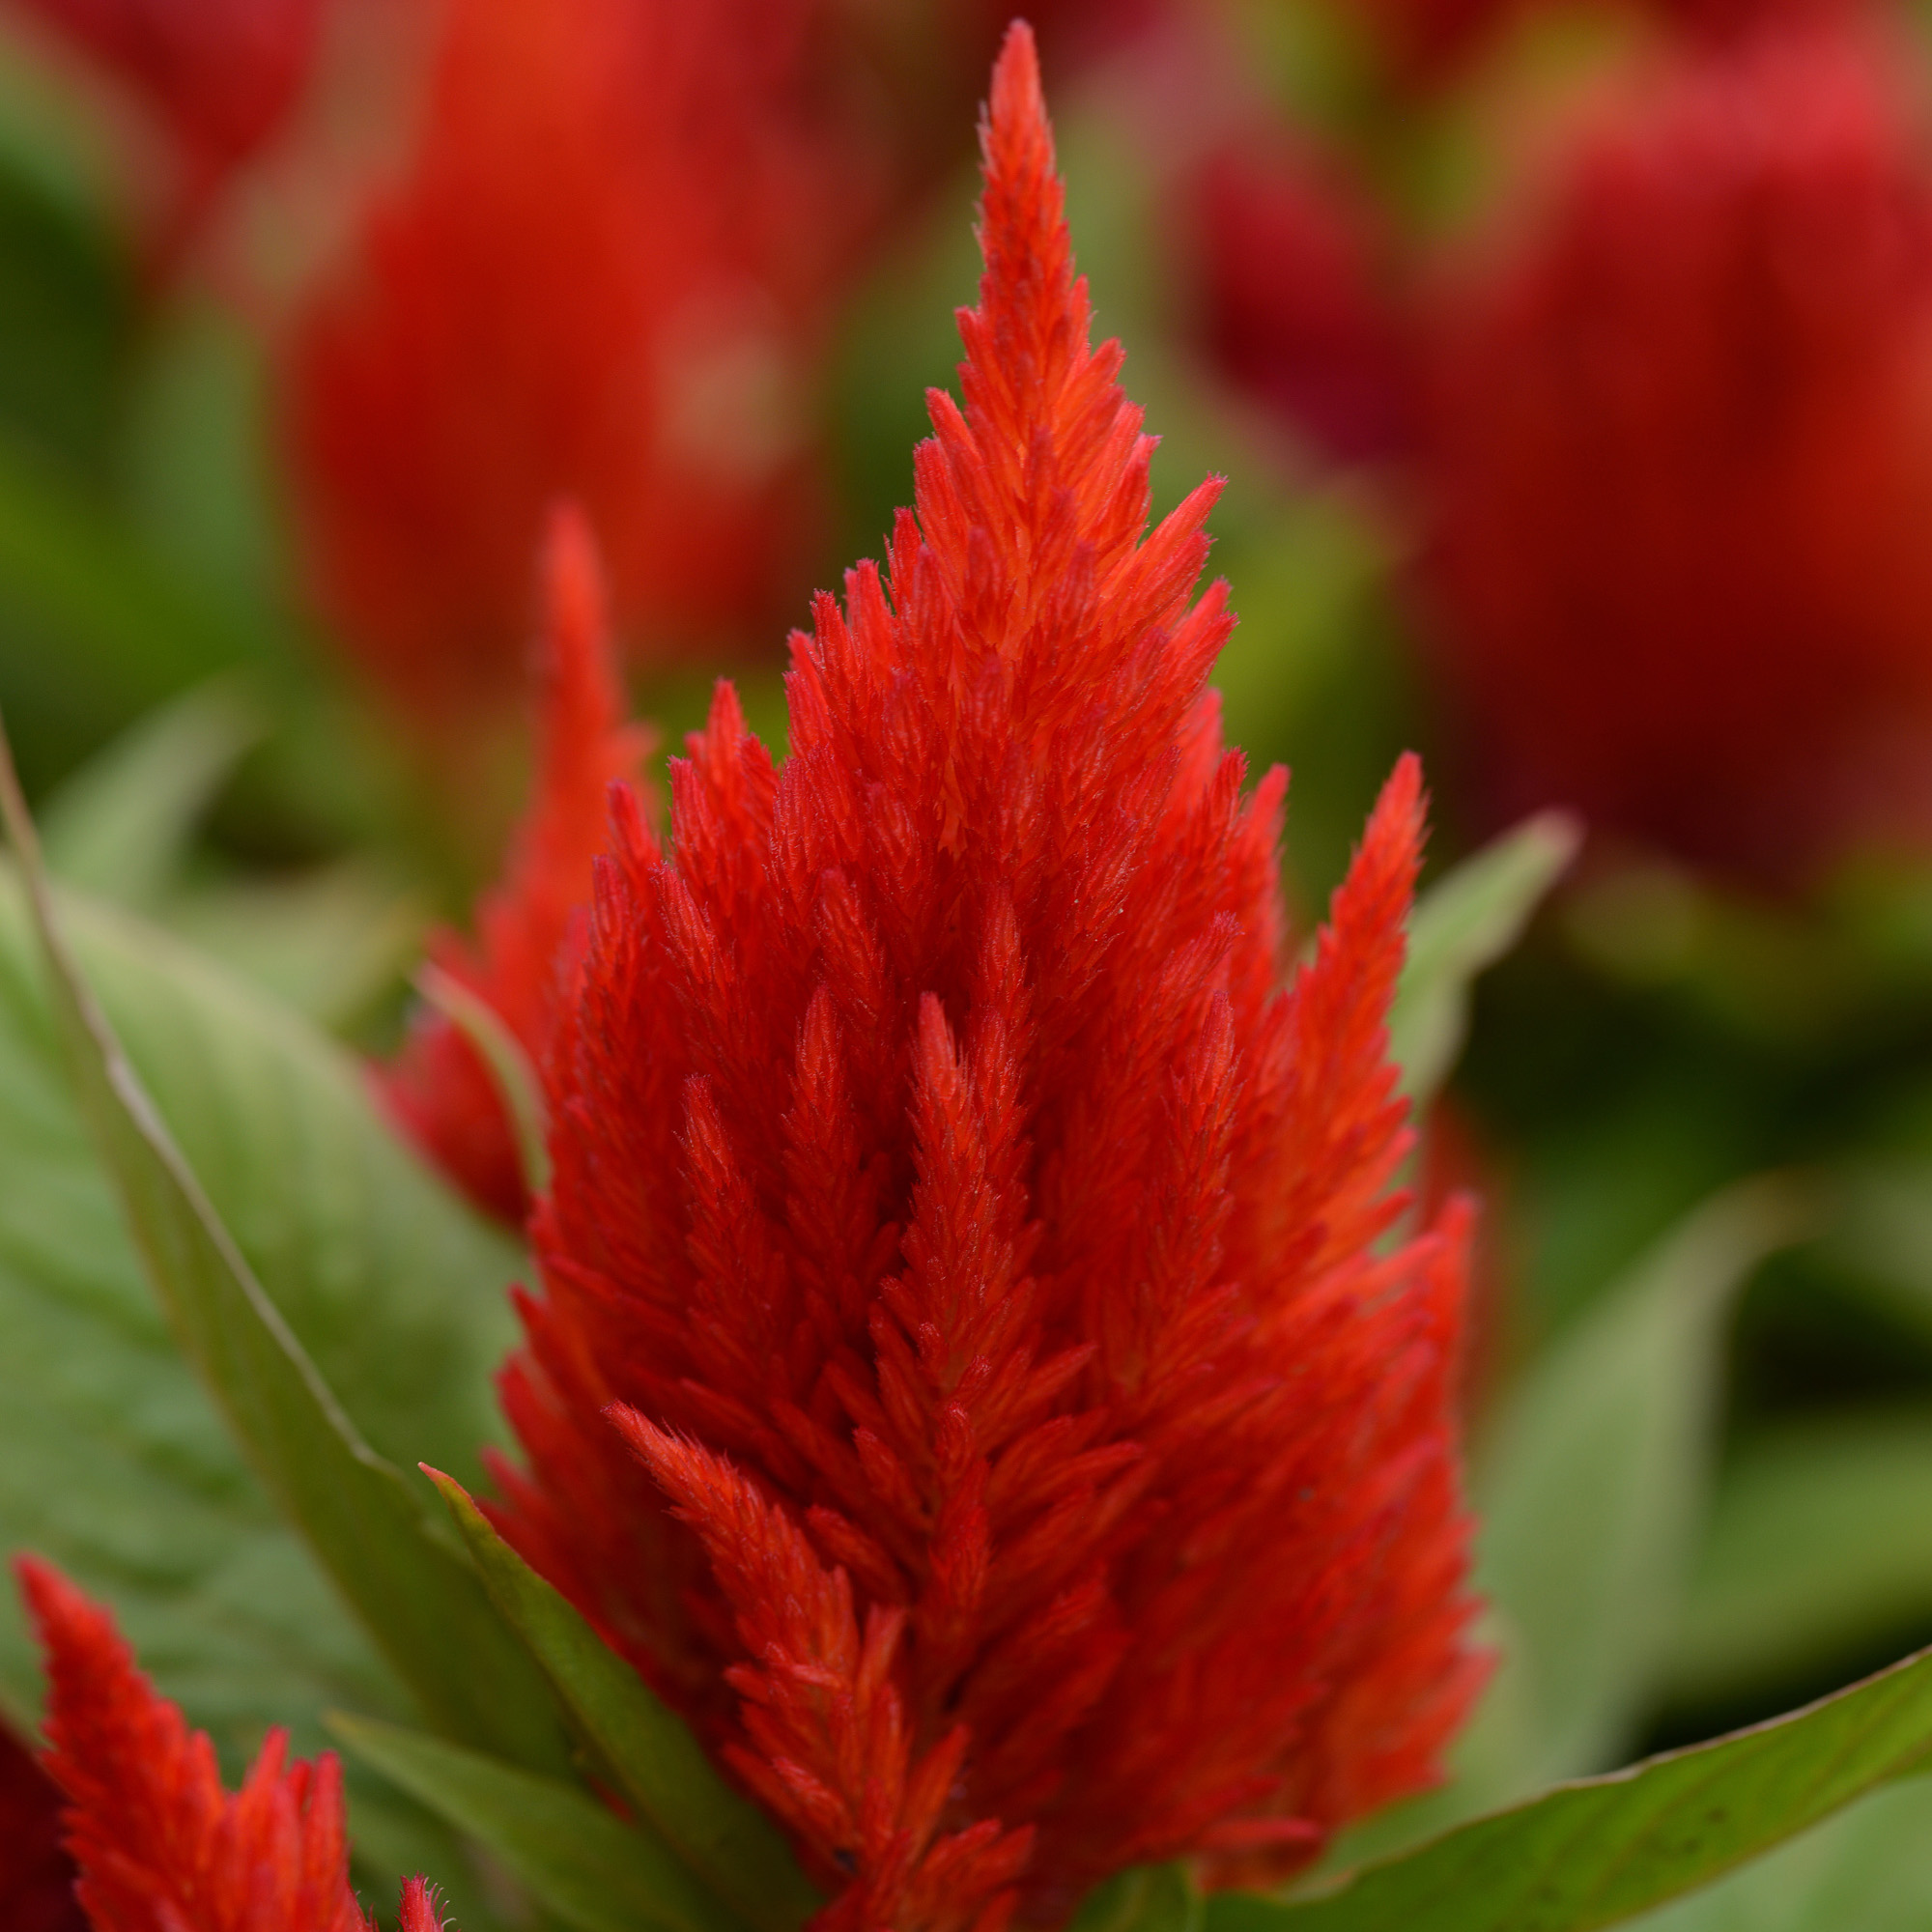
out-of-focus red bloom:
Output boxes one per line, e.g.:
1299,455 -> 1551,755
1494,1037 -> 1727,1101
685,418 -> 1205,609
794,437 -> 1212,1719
1420,28 -> 1932,884
283,0 -> 867,723
14,1556 -> 446,1932
1353,0 -> 1862,93
381,505 -> 651,1225
0,1716 -> 82,1932
485,26 -> 1483,1929
1187,129 -> 1416,466
8,0 -> 326,232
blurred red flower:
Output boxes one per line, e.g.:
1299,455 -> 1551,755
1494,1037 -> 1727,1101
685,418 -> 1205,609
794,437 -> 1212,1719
1419,27 -> 1932,883
8,0 -> 325,229
14,1556 -> 445,1932
1186,129 -> 1416,466
282,0 -> 870,722
380,504 -> 651,1225
1354,0 -> 1863,92
485,27 -> 1483,1929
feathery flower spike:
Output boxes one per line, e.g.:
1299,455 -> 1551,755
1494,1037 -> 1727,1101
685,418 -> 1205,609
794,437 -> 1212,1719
1420,24 -> 1932,883
494,24 -> 1484,1929
382,504 -> 652,1224
16,1555 -> 449,1932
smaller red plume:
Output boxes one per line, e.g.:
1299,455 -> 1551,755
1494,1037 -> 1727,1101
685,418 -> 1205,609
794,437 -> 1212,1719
1187,128 -> 1415,466
15,1555 -> 375,1932
382,506 -> 651,1224
14,0 -> 325,230
1420,24 -> 1932,885
0,1716 -> 82,1932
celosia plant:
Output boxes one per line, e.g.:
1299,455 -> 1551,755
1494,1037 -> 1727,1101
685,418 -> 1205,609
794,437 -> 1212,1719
282,0 -> 867,720
380,503 -> 651,1224
1419,24 -> 1932,884
487,24 -> 1485,1926
14,1559 -> 445,1932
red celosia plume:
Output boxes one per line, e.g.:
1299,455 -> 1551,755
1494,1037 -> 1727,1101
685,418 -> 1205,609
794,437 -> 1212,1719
12,0 -> 325,233
14,1556 -> 446,1932
488,24 -> 1483,1929
282,0 -> 867,721
381,504 -> 651,1224
1419,26 -> 1932,883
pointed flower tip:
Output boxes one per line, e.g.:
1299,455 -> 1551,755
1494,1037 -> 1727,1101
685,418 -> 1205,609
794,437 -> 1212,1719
399,1877 -> 449,1932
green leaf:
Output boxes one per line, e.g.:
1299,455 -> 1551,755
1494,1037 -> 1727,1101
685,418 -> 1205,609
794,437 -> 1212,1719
1069,1863 -> 1203,1932
1626,1776 -> 1932,1932
1206,1638 -> 1932,1932
39,679 -> 262,906
0,725 -> 567,1777
54,889 -> 514,1482
1471,1179 -> 1812,1795
1391,812 -> 1579,1109
426,1472 -> 819,1932
1661,1413 -> 1932,1709
157,863 -> 426,1034
330,1713 -> 747,1932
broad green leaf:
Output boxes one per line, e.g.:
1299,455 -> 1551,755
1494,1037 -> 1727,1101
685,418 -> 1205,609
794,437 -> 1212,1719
1628,1776 -> 1932,1931
0,730 -> 567,1777
1661,1412 -> 1932,1708
1391,811 -> 1579,1109
1473,1180 -> 1811,1794
0,881 -> 502,1922
331,1713 -> 746,1932
428,1472 -> 819,1932
1069,1863 -> 1202,1932
52,888 -> 511,1479
39,679 -> 262,905
159,863 -> 425,1033
1206,1638 -> 1932,1932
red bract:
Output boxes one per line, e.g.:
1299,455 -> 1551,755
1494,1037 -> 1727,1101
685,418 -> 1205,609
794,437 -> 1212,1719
282,0 -> 866,722
14,0 -> 324,230
489,26 -> 1483,1929
381,506 -> 651,1224
1187,130 -> 1415,467
1420,27 -> 1932,883
14,1556 -> 443,1932
0,1717 -> 81,1932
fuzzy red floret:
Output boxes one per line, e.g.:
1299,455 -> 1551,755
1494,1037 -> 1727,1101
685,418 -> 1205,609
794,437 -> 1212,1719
380,505 -> 652,1223
16,1555 -> 377,1932
495,24 -> 1483,1929
282,0 -> 869,720
1420,25 -> 1932,884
